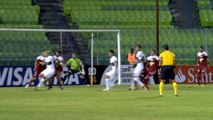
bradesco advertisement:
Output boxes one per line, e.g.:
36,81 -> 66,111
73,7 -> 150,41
0,66 -> 86,87
174,65 -> 213,84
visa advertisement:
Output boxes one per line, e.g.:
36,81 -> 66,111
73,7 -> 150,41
0,66 -> 87,87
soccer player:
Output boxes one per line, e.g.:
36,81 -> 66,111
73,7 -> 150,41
53,51 -> 64,89
141,49 -> 159,90
196,46 -> 209,87
159,44 -> 178,97
130,44 -> 145,90
36,51 -> 55,89
103,50 -> 117,91
25,50 -> 46,88
64,53 -> 85,79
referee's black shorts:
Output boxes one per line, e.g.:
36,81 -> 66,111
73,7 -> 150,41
161,65 -> 175,80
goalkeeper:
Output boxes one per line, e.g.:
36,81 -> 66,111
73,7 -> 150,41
64,53 -> 85,80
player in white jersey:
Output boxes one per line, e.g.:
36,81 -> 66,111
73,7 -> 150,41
36,51 -> 55,88
130,44 -> 145,90
103,50 -> 118,91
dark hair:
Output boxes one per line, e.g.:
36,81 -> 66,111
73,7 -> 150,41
109,50 -> 114,54
136,44 -> 141,49
151,48 -> 156,53
200,46 -> 203,49
163,44 -> 169,50
41,50 -> 45,52
57,51 -> 61,55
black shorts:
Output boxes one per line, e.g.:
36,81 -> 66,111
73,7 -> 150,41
161,66 -> 175,80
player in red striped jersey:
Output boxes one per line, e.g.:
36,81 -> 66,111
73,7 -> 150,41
25,50 -> 46,88
51,51 -> 64,90
141,49 -> 159,90
196,46 -> 209,87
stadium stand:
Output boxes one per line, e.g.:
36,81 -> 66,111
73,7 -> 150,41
63,0 -> 212,65
0,0 -> 59,65
0,0 -> 212,65
197,0 -> 213,26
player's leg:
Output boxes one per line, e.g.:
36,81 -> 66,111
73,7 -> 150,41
200,70 -> 206,87
169,66 -> 178,96
25,77 -> 36,88
37,69 -> 54,88
133,66 -> 144,89
25,71 -> 41,88
37,74 -> 46,88
196,70 -> 201,87
171,80 -> 178,96
159,67 -> 166,96
133,74 -> 144,89
47,76 -> 54,90
142,71 -> 154,90
56,72 -> 63,89
103,74 -> 111,91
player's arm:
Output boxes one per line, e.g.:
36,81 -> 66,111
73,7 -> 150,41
57,57 -> 64,66
80,61 -> 84,69
207,58 -> 210,65
134,56 -> 145,64
173,56 -> 176,69
114,60 -> 118,69
40,61 -> 51,65
196,53 -> 199,66
63,59 -> 71,67
173,53 -> 176,66
34,60 -> 38,71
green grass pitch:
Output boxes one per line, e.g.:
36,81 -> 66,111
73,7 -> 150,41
0,85 -> 212,120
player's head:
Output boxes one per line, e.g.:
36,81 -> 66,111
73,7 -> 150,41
135,44 -> 141,51
72,53 -> 77,58
150,49 -> 156,55
56,51 -> 61,56
163,44 -> 169,50
43,50 -> 50,57
40,50 -> 45,56
199,46 -> 204,52
129,48 -> 134,53
108,50 -> 114,57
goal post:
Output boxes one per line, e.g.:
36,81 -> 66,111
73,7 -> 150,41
0,28 -> 122,85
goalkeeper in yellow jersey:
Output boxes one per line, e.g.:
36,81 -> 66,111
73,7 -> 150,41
159,44 -> 178,97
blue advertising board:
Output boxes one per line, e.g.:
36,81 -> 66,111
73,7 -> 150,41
0,66 -> 87,87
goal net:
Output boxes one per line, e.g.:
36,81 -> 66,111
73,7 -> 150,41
0,28 -> 121,85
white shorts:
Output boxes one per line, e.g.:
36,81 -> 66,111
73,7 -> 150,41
106,69 -> 116,79
133,63 -> 144,77
40,68 -> 55,79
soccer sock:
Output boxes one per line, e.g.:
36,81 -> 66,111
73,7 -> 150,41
109,79 -> 114,88
197,74 -> 201,85
105,79 -> 110,90
159,81 -> 164,95
130,80 -> 135,89
37,78 -> 45,88
134,78 -> 144,87
172,82 -> 178,95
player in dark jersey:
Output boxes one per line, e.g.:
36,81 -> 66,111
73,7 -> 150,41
25,50 -> 46,88
141,49 -> 159,90
196,46 -> 209,87
54,51 -> 64,89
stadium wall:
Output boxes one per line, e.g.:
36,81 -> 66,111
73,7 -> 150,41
0,65 -> 213,87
